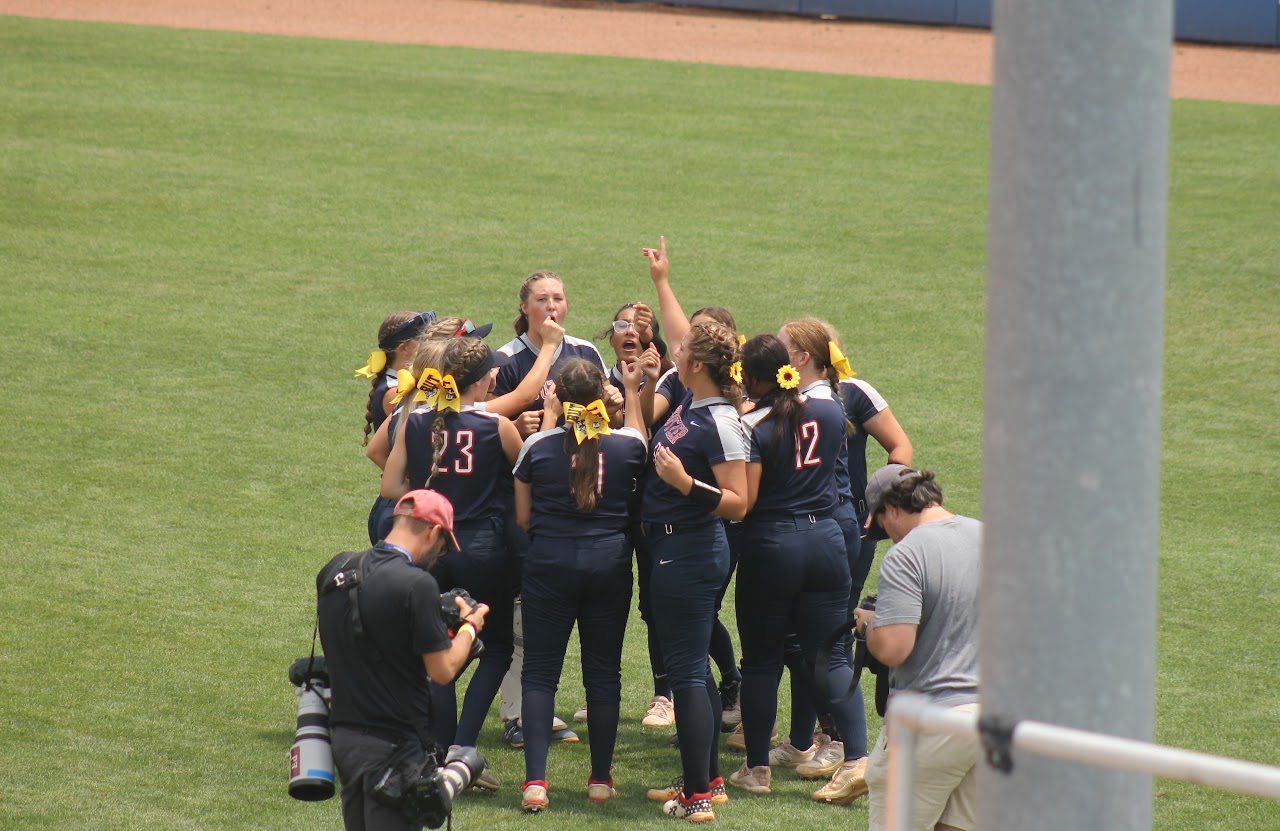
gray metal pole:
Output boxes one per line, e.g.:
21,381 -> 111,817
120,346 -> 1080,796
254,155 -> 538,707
981,0 -> 1172,827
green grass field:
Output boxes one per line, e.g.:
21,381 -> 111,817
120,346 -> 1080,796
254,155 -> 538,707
1,15 -> 1276,831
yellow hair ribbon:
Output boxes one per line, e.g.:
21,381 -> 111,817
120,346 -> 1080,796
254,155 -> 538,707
389,369 -> 418,406
737,334 -> 747,346
417,368 -> 442,396
828,341 -> 856,380
434,374 -> 463,414
354,350 -> 387,379
564,399 -> 612,444
728,361 -> 743,385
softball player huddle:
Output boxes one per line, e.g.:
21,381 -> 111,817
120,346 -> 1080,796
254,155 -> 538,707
348,242 -> 914,821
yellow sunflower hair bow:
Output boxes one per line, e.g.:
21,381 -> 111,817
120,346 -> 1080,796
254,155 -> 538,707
434,374 -> 463,414
737,333 -> 747,346
389,369 -> 419,406
728,361 -> 743,385
828,341 -> 856,380
354,350 -> 387,379
776,364 -> 801,390
563,399 -> 612,444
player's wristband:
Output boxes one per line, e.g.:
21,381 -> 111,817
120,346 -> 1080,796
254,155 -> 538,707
458,622 -> 477,642
686,478 -> 723,512
649,332 -> 668,358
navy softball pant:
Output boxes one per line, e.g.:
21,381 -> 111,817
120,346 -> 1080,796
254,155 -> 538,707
736,514 -> 852,768
520,531 -> 632,785
428,516 -> 515,748
785,498 -> 872,759
647,520 -> 730,796
367,495 -> 396,547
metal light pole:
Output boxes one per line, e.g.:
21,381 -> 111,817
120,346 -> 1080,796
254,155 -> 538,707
981,0 -> 1173,828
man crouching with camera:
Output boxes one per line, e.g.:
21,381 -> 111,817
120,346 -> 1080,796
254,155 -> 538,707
854,466 -> 981,831
318,489 -> 490,831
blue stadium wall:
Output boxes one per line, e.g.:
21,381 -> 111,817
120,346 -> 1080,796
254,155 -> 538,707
655,0 -> 1279,47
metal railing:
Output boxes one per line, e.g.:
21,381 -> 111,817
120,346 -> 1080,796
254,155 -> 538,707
884,692 -> 1280,831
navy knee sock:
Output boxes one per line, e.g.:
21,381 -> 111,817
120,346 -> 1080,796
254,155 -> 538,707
454,645 -> 513,747
522,688 -> 554,783
740,670 -> 778,768
708,619 -> 740,684
585,701 -> 620,782
430,681 -> 458,748
648,628 -> 670,698
672,686 -> 713,796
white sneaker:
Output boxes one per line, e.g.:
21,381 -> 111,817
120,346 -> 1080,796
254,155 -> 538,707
727,761 -> 772,794
573,703 -> 589,723
768,737 -> 817,768
796,739 -> 845,779
812,757 -> 869,805
642,695 -> 675,728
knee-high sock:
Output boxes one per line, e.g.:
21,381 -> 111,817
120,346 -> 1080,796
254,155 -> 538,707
454,644 -> 513,747
708,619 -> 740,685
649,627 -> 670,698
585,701 -> 621,782
430,681 -> 458,748
522,688 -> 553,783
672,685 -> 714,796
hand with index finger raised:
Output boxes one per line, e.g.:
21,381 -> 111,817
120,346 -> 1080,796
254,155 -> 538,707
642,235 -> 669,284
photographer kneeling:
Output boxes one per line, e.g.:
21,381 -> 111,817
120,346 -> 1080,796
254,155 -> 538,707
854,466 -> 981,831
318,489 -> 490,831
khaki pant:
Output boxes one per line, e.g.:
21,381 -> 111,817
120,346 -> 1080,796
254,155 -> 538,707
866,702 -> 979,831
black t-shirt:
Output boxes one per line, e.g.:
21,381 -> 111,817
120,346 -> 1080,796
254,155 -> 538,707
316,544 -> 452,739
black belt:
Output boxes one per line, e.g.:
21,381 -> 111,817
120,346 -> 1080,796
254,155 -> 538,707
641,520 -> 715,537
750,510 -> 834,523
837,494 -> 869,514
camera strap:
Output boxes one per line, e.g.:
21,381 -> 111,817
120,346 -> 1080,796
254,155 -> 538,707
813,621 -> 891,717
319,549 -> 437,756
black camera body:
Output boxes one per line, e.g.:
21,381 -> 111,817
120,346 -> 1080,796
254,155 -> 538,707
856,594 -> 889,677
439,588 -> 485,678
405,746 -> 487,829
373,744 -> 486,829
854,594 -> 892,716
439,587 -> 479,632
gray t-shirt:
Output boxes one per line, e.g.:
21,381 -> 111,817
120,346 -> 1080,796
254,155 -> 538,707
873,515 -> 982,707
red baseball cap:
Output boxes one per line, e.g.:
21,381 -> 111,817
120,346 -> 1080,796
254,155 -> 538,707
393,490 -> 461,552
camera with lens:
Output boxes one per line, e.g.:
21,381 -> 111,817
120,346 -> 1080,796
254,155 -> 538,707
439,587 -> 479,631
855,594 -> 892,716
439,588 -> 485,676
287,656 -> 336,802
856,594 -> 877,627
382,745 -> 487,829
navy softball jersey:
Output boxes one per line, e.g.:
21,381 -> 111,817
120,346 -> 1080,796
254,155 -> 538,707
642,394 -> 750,526
513,427 -> 648,537
838,378 -> 890,502
402,405 -> 508,520
608,365 -> 650,422
742,394 -> 846,517
494,334 -> 606,412
801,380 -> 853,500
652,367 -> 687,420
370,369 -> 397,433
